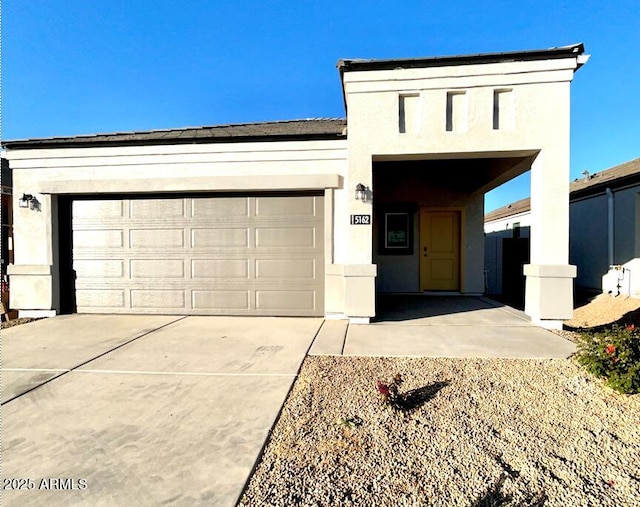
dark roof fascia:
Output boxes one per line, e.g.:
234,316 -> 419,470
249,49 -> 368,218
485,170 -> 640,222
337,44 -> 585,74
570,172 -> 640,200
2,131 -> 346,150
484,198 -> 531,222
338,44 -> 585,114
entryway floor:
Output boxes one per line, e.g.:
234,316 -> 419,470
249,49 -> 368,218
311,296 -> 577,359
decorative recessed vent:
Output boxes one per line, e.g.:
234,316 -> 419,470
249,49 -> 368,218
446,91 -> 467,132
399,94 -> 420,134
493,89 -> 514,130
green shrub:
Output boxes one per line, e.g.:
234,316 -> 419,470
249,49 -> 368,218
575,324 -> 640,394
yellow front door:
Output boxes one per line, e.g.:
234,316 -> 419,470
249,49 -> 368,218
419,209 -> 461,291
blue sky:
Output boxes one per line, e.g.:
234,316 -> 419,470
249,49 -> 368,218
3,1 -> 639,212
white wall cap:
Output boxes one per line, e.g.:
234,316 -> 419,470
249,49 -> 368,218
7,264 -> 53,275
523,264 -> 577,278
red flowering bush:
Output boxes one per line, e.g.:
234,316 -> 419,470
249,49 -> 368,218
375,374 -> 403,408
575,324 -> 640,394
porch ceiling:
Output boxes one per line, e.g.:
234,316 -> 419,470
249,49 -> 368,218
373,156 -> 532,196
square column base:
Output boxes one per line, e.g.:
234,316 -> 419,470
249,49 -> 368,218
344,265 -> 376,319
529,318 -> 563,330
524,264 -> 576,323
7,264 -> 58,313
325,264 -> 377,320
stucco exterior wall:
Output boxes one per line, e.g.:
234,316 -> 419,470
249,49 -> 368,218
613,185 -> 640,263
570,194 -> 609,290
343,57 -> 580,324
373,212 -> 420,292
464,193 -> 485,294
8,140 -> 348,315
9,141 -> 347,190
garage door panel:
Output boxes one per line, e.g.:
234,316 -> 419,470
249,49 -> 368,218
130,229 -> 184,248
74,259 -> 125,278
191,228 -> 249,248
76,289 -> 125,308
256,291 -> 316,311
130,199 -> 185,218
191,198 -> 249,218
74,230 -> 124,248
131,290 -> 185,309
72,195 -> 324,316
255,227 -> 317,247
74,200 -> 125,219
255,196 -> 317,216
256,259 -> 316,279
130,259 -> 185,278
192,259 -> 249,279
192,290 -> 250,310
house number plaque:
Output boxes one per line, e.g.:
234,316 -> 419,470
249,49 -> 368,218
350,214 -> 371,225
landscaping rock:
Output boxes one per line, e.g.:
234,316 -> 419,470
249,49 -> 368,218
566,294 -> 640,330
239,356 -> 640,507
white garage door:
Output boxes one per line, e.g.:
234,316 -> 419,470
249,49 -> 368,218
71,194 -> 324,316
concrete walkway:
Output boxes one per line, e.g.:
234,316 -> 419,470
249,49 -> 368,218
310,296 -> 576,358
1,315 -> 322,507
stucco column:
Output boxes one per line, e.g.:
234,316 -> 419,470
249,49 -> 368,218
7,193 -> 60,317
524,150 -> 576,329
340,154 -> 376,322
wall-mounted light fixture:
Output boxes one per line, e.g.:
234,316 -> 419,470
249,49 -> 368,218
355,183 -> 371,202
18,193 -> 41,211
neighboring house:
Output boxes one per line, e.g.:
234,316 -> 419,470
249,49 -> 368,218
2,44 -> 588,329
484,198 -> 531,306
1,154 -> 13,281
485,157 -> 640,301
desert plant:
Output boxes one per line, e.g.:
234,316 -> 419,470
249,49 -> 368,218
575,324 -> 640,394
376,374 -> 450,412
336,415 -> 363,428
376,373 -> 404,408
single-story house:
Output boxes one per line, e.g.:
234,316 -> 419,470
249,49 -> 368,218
3,44 -> 589,329
485,157 -> 640,300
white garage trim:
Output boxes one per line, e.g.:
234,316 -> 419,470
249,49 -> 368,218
37,174 -> 342,194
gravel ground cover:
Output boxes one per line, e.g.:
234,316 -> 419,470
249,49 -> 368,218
0,317 -> 43,329
565,295 -> 640,329
239,356 -> 640,507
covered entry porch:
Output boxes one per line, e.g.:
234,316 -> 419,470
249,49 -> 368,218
338,44 -> 586,327
372,155 -> 533,297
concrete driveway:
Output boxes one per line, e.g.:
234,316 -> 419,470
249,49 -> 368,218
1,315 -> 322,506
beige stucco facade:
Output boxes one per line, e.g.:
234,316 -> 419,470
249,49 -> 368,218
4,45 -> 587,327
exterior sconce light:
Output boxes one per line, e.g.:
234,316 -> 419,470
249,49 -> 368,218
355,183 -> 366,202
19,193 -> 40,211
19,194 -> 34,208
